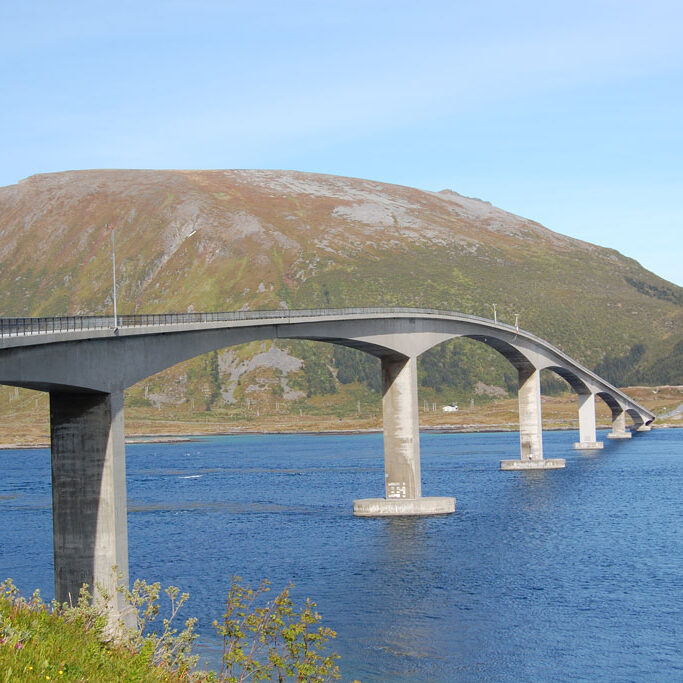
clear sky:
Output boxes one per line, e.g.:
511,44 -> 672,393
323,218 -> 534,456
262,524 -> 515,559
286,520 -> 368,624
1,1 -> 681,285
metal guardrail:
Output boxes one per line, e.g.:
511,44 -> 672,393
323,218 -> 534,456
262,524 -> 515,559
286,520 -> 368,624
0,307 -> 519,338
0,315 -> 115,337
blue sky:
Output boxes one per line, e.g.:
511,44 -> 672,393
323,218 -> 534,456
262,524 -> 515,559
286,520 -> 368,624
1,1 -> 681,285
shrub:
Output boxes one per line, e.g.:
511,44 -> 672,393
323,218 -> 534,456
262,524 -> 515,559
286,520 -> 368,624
0,575 -> 344,682
212,576 -> 340,682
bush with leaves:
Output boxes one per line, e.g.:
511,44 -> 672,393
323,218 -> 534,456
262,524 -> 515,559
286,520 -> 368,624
1,575 -> 346,682
212,576 -> 340,682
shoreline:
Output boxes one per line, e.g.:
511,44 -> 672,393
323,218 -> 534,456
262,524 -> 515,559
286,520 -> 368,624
0,422 -> 676,451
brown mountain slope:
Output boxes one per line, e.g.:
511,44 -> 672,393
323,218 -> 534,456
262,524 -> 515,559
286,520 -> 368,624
0,170 -> 680,399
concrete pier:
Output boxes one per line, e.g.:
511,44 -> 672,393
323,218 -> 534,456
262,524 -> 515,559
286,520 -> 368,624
501,367 -> 565,470
607,410 -> 632,439
50,391 -> 129,612
574,393 -> 604,450
353,355 -> 455,515
381,357 -> 421,500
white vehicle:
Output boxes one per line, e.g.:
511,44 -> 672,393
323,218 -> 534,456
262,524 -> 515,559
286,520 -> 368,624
442,404 -> 458,413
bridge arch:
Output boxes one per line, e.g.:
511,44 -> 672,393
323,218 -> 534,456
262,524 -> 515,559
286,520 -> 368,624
459,334 -> 535,374
596,390 -> 623,414
626,407 -> 647,428
543,365 -> 591,395
88,316 -> 542,394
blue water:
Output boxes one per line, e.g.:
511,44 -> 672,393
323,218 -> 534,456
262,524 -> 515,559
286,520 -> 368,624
1,429 -> 682,681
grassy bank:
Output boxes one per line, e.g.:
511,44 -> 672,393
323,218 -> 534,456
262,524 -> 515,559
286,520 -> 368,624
0,578 -> 342,682
0,590 -> 184,682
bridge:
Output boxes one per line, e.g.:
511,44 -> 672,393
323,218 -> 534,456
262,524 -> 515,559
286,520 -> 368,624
0,307 -> 654,611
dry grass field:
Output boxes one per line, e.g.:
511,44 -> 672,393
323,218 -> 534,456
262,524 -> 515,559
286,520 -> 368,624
0,385 -> 679,449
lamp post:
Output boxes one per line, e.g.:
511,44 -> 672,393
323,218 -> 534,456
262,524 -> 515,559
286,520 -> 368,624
492,303 -> 497,324
106,223 -> 118,328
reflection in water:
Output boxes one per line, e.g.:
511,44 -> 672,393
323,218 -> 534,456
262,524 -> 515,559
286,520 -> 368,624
509,470 -> 557,513
382,516 -> 429,558
365,518 -> 447,671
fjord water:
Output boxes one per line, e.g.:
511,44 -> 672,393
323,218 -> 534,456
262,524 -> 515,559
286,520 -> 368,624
1,429 -> 681,681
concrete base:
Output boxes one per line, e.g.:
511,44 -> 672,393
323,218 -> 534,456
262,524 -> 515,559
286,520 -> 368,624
635,425 -> 651,432
607,432 -> 632,440
500,458 -> 566,470
353,496 -> 455,517
573,441 -> 604,450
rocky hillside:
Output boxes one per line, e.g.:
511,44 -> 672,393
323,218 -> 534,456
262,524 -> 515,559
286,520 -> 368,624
0,169 -> 680,412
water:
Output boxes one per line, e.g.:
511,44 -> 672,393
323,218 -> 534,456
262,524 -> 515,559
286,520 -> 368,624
1,429 -> 682,681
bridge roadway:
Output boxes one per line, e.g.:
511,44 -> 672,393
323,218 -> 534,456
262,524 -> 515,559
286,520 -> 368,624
0,307 -> 654,612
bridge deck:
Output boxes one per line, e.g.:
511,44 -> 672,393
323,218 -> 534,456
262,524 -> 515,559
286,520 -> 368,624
0,307 -> 655,422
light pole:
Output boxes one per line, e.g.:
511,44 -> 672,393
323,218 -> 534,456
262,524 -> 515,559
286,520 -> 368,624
492,303 -> 497,324
514,313 -> 519,332
106,223 -> 118,328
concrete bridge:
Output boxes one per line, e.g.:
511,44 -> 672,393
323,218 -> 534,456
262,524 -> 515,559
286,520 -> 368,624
0,307 -> 654,609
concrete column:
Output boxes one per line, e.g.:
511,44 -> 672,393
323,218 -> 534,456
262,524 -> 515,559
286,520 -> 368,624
518,366 -> 544,461
50,391 -> 129,613
501,367 -> 565,470
607,409 -> 631,439
353,355 -> 454,516
381,356 -> 421,500
574,393 -> 604,450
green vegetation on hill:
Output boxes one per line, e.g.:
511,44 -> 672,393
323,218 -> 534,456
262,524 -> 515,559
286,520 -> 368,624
333,346 -> 381,393
624,276 -> 683,305
644,341 -> 683,385
594,340 -> 683,387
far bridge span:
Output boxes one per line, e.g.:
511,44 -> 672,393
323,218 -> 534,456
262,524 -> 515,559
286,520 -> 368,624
0,307 -> 654,612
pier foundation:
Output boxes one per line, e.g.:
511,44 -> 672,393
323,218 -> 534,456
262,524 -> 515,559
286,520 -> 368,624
353,356 -> 455,515
607,410 -> 632,439
501,367 -> 565,470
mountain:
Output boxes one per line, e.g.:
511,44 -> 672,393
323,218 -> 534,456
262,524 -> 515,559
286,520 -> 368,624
0,169 -> 680,412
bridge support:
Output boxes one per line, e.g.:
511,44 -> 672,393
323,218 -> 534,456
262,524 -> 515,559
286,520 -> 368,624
574,393 -> 603,450
629,413 -> 652,432
607,409 -> 631,439
50,391 -> 129,617
501,367 -> 565,470
354,356 -> 455,516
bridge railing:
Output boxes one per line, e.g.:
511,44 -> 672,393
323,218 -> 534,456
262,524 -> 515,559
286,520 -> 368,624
0,307 -> 520,338
0,315 -> 116,337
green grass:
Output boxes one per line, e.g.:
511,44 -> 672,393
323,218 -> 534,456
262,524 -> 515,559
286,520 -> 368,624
0,597 -> 179,682
0,575 -> 344,683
